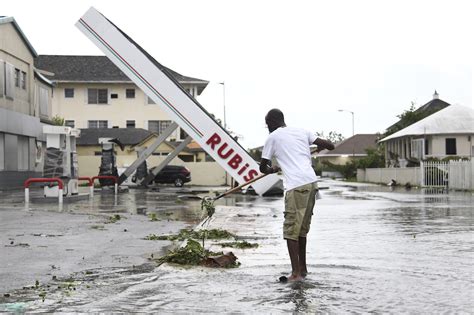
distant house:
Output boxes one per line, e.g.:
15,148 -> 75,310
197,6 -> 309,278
34,55 -> 209,141
0,16 -> 54,189
379,105 -> 474,166
315,134 -> 379,163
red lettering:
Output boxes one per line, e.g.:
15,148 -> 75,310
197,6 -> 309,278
206,133 -> 221,150
228,154 -> 242,169
238,163 -> 249,175
217,143 -> 234,159
244,169 -> 258,181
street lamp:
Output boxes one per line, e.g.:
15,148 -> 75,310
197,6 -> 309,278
338,109 -> 354,137
219,82 -> 226,129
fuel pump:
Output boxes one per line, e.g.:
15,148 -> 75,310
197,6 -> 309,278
42,126 -> 81,197
98,138 -> 124,186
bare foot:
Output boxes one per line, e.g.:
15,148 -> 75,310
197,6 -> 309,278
280,274 -> 304,282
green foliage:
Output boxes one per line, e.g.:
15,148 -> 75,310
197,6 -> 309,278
322,146 -> 386,179
156,239 -> 219,266
316,131 -> 345,143
145,229 -> 235,241
217,240 -> 259,249
51,115 -> 65,126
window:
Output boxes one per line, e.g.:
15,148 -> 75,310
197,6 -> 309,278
111,93 -> 118,99
65,120 -> 75,128
4,63 -> 15,99
424,139 -> 429,155
126,89 -> 135,98
88,120 -> 108,129
17,136 -> 29,171
446,138 -> 457,155
39,86 -> 50,117
147,97 -> 156,104
21,71 -> 26,89
88,88 -> 108,104
14,69 -> 20,87
0,133 -> 4,170
126,120 -> 136,128
65,88 -> 74,98
148,120 -> 171,134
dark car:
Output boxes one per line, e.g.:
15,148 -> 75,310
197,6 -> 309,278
150,165 -> 191,187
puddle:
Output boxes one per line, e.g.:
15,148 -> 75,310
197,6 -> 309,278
0,182 -> 472,313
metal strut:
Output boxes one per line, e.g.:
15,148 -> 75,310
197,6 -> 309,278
117,122 -> 178,185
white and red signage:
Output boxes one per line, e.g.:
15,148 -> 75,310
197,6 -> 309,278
76,7 -> 281,195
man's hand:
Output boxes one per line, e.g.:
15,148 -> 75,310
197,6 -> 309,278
260,158 -> 280,174
271,165 -> 281,173
313,138 -> 335,151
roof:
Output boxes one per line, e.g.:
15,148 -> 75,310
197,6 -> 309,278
77,128 -> 154,146
0,16 -> 38,57
386,94 -> 450,132
316,134 -> 379,156
34,55 -> 209,95
167,140 -> 204,153
380,105 -> 474,142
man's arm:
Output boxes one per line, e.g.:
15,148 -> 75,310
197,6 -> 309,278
313,138 -> 335,151
259,158 -> 280,174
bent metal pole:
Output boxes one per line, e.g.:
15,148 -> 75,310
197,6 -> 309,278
75,7 -> 281,196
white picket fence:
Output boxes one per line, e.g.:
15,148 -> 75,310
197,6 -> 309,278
358,160 -> 473,190
420,160 -> 473,190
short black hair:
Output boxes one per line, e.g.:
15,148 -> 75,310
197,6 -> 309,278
265,108 -> 285,125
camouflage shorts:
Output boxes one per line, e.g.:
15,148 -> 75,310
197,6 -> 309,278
283,182 -> 318,240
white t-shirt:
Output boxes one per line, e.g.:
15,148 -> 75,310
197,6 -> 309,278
262,126 -> 318,191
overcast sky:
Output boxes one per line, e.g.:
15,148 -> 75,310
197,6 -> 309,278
3,0 -> 473,148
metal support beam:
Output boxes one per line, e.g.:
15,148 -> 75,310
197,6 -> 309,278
140,136 -> 192,186
117,122 -> 178,185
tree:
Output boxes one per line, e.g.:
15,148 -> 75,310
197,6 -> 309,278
384,101 -> 433,137
51,115 -> 65,126
315,131 -> 345,143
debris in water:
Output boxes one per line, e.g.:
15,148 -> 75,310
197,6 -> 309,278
149,213 -> 159,221
201,198 -> 216,218
145,229 -> 234,241
217,241 -> 259,249
106,214 -> 122,223
202,252 -> 240,268
156,239 -> 239,268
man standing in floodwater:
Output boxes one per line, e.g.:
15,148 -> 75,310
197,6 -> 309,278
260,108 -> 335,282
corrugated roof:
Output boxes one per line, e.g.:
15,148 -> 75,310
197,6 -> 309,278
380,105 -> 474,142
34,55 -> 209,94
77,128 -> 154,146
317,134 -> 379,156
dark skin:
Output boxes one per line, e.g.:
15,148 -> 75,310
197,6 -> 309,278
260,115 -> 335,281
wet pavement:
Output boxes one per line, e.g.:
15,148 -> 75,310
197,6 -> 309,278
0,180 -> 473,313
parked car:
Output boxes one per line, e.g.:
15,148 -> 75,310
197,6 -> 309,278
149,165 -> 191,187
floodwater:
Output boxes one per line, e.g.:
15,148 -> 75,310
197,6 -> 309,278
1,181 -> 473,313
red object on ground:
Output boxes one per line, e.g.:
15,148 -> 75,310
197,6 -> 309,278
24,178 -> 64,189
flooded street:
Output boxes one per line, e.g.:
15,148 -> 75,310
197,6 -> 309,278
1,180 -> 473,313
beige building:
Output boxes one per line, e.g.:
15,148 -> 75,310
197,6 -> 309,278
34,55 -> 209,141
0,16 -> 53,189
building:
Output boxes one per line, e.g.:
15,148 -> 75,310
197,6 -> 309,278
379,105 -> 474,166
34,55 -> 209,141
0,16 -> 53,189
315,134 -> 379,177
385,91 -> 450,135
316,134 -> 379,164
